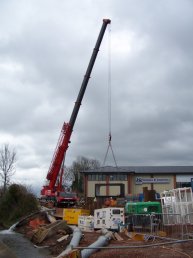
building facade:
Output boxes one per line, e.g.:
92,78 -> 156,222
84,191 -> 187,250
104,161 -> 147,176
81,166 -> 193,198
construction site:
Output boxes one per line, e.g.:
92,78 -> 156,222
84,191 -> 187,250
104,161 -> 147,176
1,17 -> 193,258
7,186 -> 193,258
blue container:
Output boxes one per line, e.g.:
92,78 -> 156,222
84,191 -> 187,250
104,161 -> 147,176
139,193 -> 144,202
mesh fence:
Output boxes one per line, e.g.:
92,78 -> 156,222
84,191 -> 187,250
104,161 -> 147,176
183,212 -> 193,239
125,213 -> 193,239
77,213 -> 193,257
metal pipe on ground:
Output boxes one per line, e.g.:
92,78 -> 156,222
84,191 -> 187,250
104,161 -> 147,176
81,229 -> 114,258
56,226 -> 82,258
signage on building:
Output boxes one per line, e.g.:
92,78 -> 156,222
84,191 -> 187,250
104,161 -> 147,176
135,177 -> 170,185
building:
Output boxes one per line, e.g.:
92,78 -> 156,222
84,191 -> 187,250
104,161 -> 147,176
81,166 -> 193,198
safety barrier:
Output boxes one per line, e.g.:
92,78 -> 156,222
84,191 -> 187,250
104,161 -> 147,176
125,213 -> 189,239
183,212 -> 193,239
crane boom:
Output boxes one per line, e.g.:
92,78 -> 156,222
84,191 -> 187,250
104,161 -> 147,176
45,19 -> 111,192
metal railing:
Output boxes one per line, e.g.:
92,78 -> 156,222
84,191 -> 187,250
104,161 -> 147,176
183,212 -> 193,239
125,213 -> 191,239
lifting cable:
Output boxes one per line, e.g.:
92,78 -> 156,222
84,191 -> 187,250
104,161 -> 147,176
103,23 -> 118,167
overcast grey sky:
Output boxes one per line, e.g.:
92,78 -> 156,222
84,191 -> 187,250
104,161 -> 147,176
1,0 -> 193,194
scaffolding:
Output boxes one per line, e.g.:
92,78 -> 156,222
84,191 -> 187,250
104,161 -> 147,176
160,187 -> 193,224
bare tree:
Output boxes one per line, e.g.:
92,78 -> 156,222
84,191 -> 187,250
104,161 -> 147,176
0,144 -> 16,194
70,156 -> 100,193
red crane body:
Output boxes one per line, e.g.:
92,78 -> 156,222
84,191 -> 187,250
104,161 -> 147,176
41,19 -> 111,204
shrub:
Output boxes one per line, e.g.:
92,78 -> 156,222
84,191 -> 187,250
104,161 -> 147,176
0,184 -> 39,227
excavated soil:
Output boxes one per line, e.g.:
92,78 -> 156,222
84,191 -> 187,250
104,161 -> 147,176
79,232 -> 193,258
14,212 -> 193,258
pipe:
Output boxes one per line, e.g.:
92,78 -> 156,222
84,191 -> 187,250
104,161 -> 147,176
76,238 -> 193,250
56,226 -> 82,258
81,229 -> 113,258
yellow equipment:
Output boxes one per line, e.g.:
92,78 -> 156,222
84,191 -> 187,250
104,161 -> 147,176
63,208 -> 90,225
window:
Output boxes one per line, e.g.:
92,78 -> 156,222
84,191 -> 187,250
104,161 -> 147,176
109,174 -> 127,181
110,175 -> 114,181
102,175 -> 106,181
98,174 -> 103,181
88,174 -> 106,181
120,174 -> 127,180
176,182 -> 191,188
112,209 -> 121,214
88,173 -> 127,181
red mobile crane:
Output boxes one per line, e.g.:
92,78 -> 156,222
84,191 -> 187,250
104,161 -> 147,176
41,19 -> 111,207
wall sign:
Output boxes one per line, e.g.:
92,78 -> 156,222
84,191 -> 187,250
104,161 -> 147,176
135,177 -> 170,185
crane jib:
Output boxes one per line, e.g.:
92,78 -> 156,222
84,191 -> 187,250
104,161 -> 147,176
44,19 -> 111,195
69,19 -> 111,129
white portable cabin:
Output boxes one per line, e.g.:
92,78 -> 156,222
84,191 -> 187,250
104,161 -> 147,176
94,207 -> 125,230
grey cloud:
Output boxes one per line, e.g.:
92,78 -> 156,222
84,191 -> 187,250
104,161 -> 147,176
0,0 -> 193,193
